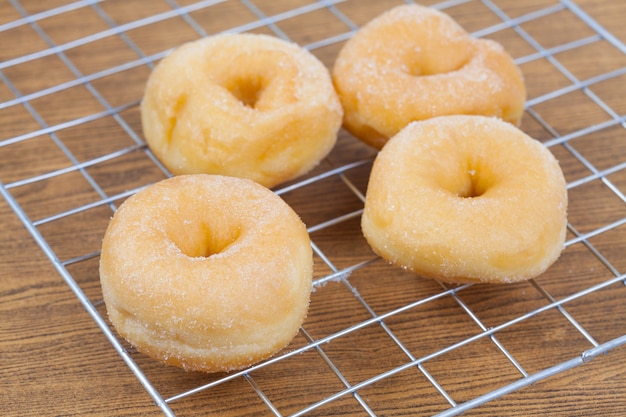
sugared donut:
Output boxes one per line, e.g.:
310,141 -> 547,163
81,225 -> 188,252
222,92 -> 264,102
141,33 -> 342,188
362,115 -> 568,284
332,4 -> 526,149
99,174 -> 312,372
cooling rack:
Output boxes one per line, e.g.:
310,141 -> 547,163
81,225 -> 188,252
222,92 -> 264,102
1,0 -> 625,416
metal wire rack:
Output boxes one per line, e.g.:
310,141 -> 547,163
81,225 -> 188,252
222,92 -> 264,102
1,0 -> 625,415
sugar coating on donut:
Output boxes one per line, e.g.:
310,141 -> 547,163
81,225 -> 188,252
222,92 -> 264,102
99,175 -> 313,372
332,4 -> 526,149
141,33 -> 343,188
362,115 -> 568,284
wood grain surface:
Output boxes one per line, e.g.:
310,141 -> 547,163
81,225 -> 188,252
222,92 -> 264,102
1,0 -> 625,416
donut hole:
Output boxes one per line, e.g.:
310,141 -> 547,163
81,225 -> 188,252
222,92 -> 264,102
165,94 -> 187,143
403,44 -> 471,76
440,166 -> 494,199
199,229 -> 241,258
456,169 -> 489,198
225,76 -> 266,108
170,222 -> 241,258
406,56 -> 469,77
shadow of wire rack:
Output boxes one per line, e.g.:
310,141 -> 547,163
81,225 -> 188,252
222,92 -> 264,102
1,0 -> 625,415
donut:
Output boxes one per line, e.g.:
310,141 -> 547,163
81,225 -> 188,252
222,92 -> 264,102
332,4 -> 526,149
361,115 -> 568,284
141,33 -> 343,188
99,174 -> 313,372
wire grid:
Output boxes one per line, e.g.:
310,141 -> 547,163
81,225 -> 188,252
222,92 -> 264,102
1,0 -> 625,415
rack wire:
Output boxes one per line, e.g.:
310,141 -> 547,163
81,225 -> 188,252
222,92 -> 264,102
1,0 -> 625,415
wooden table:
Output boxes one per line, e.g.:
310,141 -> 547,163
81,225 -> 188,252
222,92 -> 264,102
1,0 -> 625,415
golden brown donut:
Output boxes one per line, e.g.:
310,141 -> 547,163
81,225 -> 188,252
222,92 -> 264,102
141,33 -> 342,188
362,115 -> 568,284
332,4 -> 526,149
99,174 -> 312,372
